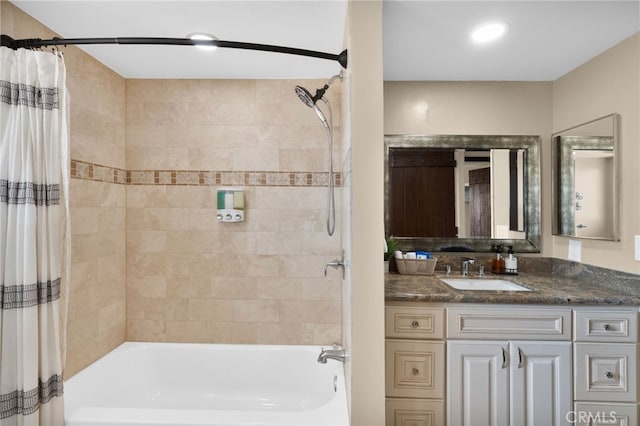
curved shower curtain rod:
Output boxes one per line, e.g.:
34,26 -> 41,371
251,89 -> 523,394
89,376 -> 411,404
0,35 -> 348,69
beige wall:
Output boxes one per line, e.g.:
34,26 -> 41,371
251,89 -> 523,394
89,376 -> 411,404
552,33 -> 640,274
347,0 -> 386,424
1,1 -> 127,377
124,79 -> 343,344
384,81 -> 554,255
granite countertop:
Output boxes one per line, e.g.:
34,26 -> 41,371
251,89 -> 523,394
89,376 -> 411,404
385,271 -> 640,306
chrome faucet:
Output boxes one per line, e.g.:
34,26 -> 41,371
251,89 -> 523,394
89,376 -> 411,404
317,346 -> 346,364
461,257 -> 475,276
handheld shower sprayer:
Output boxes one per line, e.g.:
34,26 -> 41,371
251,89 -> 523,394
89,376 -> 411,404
294,72 -> 343,236
295,86 -> 330,129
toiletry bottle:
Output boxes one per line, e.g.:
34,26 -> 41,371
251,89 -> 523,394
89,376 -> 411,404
505,245 -> 518,275
492,245 -> 505,274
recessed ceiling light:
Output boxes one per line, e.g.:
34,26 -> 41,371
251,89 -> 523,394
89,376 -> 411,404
187,33 -> 219,51
470,22 -> 507,44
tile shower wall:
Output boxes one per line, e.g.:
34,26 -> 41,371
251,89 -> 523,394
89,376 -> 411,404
1,1 -> 127,377
125,79 -> 343,344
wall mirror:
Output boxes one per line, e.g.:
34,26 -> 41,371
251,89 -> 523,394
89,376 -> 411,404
552,113 -> 620,240
384,135 -> 541,253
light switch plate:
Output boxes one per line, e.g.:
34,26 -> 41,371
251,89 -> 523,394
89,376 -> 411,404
568,239 -> 582,262
635,235 -> 640,261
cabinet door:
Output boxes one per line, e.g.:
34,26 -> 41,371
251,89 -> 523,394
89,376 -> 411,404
510,341 -> 572,426
386,340 -> 445,399
574,342 -> 637,402
573,402 -> 637,426
447,341 -> 509,426
386,398 -> 445,426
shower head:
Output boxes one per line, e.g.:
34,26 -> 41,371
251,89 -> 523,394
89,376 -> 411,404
295,86 -> 316,108
294,72 -> 342,130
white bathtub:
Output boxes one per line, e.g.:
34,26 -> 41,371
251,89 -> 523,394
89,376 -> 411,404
64,342 -> 349,426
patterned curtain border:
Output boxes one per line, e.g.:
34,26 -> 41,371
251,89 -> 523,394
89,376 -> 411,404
0,374 -> 64,419
0,81 -> 59,110
0,180 -> 60,206
0,278 -> 61,310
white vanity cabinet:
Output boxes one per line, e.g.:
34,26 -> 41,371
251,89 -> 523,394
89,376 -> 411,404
446,306 -> 573,426
384,302 -> 640,426
572,308 -> 638,425
385,303 -> 446,426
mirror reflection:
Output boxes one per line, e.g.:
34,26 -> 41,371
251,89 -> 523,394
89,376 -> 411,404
552,114 -> 620,240
384,135 -> 541,253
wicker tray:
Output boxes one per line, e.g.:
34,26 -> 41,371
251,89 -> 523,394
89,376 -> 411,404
396,257 -> 438,275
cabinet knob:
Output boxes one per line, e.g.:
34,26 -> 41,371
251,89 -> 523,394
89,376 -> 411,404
604,324 -> 613,331
412,368 -> 419,376
606,371 -> 615,379
411,320 -> 420,328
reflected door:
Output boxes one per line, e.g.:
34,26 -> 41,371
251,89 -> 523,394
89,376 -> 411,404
469,167 -> 491,237
574,153 -> 614,238
389,148 -> 457,237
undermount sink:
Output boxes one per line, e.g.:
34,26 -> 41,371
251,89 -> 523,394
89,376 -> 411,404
441,278 -> 531,292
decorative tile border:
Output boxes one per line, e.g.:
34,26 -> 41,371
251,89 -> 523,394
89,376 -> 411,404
70,159 -> 342,187
71,160 -> 126,185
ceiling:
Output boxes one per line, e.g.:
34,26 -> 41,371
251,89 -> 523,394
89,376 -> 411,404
9,0 -> 640,81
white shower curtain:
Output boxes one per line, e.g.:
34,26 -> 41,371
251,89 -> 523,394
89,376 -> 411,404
0,47 -> 69,425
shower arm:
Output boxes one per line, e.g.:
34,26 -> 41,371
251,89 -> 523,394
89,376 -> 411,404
0,35 -> 348,69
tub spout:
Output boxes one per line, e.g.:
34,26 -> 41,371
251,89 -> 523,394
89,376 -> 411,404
317,347 -> 346,364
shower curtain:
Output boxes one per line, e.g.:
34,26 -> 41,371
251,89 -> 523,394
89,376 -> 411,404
0,47 -> 69,425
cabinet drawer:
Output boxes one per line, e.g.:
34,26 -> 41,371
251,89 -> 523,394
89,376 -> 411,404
385,340 -> 445,399
574,309 -> 637,342
386,398 -> 445,426
574,343 -> 637,402
447,306 -> 571,340
573,402 -> 637,425
386,306 -> 445,339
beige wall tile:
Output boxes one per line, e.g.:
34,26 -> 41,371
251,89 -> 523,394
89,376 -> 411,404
127,319 -> 166,341
165,320 -> 211,342
234,300 -> 279,322
301,323 -> 342,345
211,277 -> 258,299
127,276 -> 167,299
256,323 -> 302,345
211,323 -> 257,344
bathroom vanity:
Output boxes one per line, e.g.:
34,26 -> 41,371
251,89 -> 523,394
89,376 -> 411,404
384,267 -> 640,426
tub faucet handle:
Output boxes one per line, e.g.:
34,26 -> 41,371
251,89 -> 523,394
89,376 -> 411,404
325,250 -> 345,279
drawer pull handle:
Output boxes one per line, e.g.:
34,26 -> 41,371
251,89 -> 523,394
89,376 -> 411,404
411,320 -> 420,328
604,324 -> 613,331
517,347 -> 524,369
412,368 -> 420,376
501,347 -> 508,369
606,371 -> 615,379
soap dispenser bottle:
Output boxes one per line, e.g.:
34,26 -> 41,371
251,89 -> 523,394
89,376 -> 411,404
492,245 -> 505,274
505,245 -> 518,275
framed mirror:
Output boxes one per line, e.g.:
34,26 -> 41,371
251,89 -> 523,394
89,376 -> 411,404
552,113 -> 620,240
384,134 -> 541,253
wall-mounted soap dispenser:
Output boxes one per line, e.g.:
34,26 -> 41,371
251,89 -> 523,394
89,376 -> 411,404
217,188 -> 244,222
